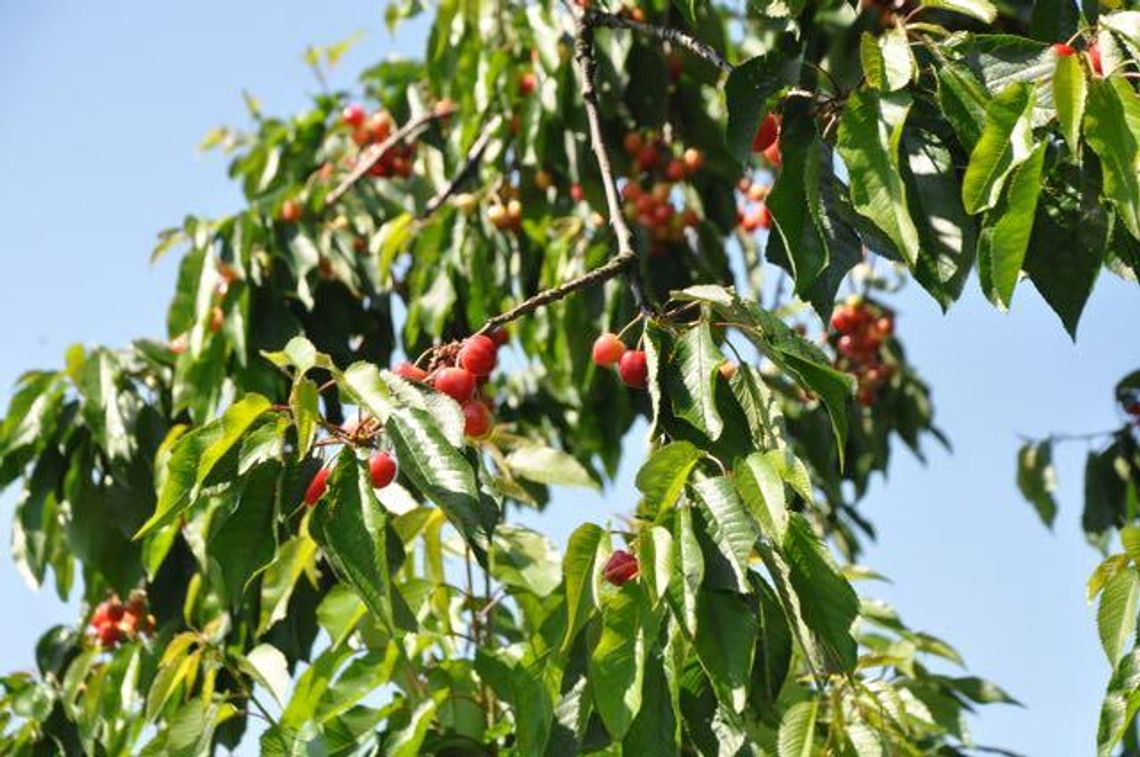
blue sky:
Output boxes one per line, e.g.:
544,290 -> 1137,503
1,2 -> 1137,754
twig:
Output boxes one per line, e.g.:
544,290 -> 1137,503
419,114 -> 503,220
326,107 -> 453,206
583,9 -> 733,74
573,16 -> 652,313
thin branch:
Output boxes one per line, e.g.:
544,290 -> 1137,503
419,114 -> 503,220
583,9 -> 733,74
326,106 -> 453,206
573,16 -> 652,313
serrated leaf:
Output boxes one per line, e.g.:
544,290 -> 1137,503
290,380 -> 320,460
784,514 -> 859,672
735,452 -> 788,542
977,142 -> 1047,308
1053,52 -> 1087,152
777,699 -> 819,757
562,523 -> 605,652
724,52 -> 801,163
1098,566 -> 1140,666
636,441 -> 702,517
669,321 -> 724,441
1085,79 -> 1140,240
922,0 -> 996,20
492,524 -> 561,597
694,589 -> 757,714
589,585 -> 646,740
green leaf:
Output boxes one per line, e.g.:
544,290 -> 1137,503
589,585 -> 646,740
977,143 -> 1048,308
196,393 -> 273,492
1053,52 -> 1087,152
836,89 -> 921,266
492,524 -> 561,597
861,28 -> 914,92
136,426 -> 216,539
735,452 -> 788,542
290,380 -> 320,460
241,644 -> 291,706
724,51 -> 801,163
1016,441 -> 1058,529
1098,647 -> 1140,756
961,82 -> 1036,214
505,445 -> 599,490
750,576 -> 793,710
385,406 -> 486,557
938,65 -> 990,151
257,533 -> 318,636
670,506 -> 705,637
668,321 -> 724,441
1085,78 -> 1140,240
777,699 -> 819,757
690,476 -> 759,592
783,514 -> 859,673
921,0 -> 997,21
210,462 -> 279,605
901,126 -> 976,309
623,652 -> 679,755
311,449 -> 406,633
1098,566 -> 1140,667
385,694 -> 442,757
636,441 -> 702,518
562,523 -> 605,652
694,589 -> 758,714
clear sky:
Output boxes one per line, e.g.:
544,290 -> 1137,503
1,2 -> 1137,755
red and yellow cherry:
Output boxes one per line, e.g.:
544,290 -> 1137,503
618,349 -> 649,389
208,306 -> 224,333
763,139 -> 782,168
752,113 -> 780,153
665,158 -> 687,182
462,400 -> 494,439
603,550 -> 639,586
592,333 -> 626,366
304,467 -> 331,507
369,451 -> 397,489
280,199 -> 301,223
434,367 -> 477,403
458,334 -> 498,377
342,103 -> 366,128
518,71 -> 537,96
683,147 -> 705,173
718,361 -> 738,380
570,183 -> 585,203
368,111 -> 393,143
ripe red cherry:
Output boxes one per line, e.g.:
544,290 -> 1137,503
488,327 -> 510,347
830,306 -> 856,333
97,624 -> 121,649
342,103 -> 366,128
434,367 -> 477,403
369,451 -> 397,489
1089,40 -> 1103,75
1052,42 -> 1077,57
758,205 -> 772,229
592,333 -> 626,366
304,467 -> 331,506
636,144 -> 659,171
462,401 -> 494,439
874,316 -> 894,337
394,361 -> 428,382
763,139 -> 782,168
752,113 -> 780,153
623,131 -> 644,156
458,335 -> 498,377
603,550 -> 639,586
665,159 -> 687,182
618,350 -> 649,389
518,72 -> 537,96
570,183 -> 585,203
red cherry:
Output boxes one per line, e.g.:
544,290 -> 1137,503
830,306 -> 856,334
752,113 -> 780,153
665,159 -> 687,182
462,401 -> 494,439
636,144 -> 659,171
342,103 -> 366,128
758,204 -> 772,229
518,72 -> 537,96
621,182 -> 642,202
458,335 -> 498,377
393,361 -> 428,382
618,350 -> 649,389
857,387 -> 876,407
1125,401 -> 1140,417
97,624 -> 121,649
874,316 -> 894,337
280,199 -> 301,223
369,451 -> 397,489
592,333 -> 627,366
570,183 -> 585,203
763,139 -> 782,169
1089,40 -> 1103,75
434,367 -> 477,403
603,550 -> 639,586
488,327 -> 510,347
623,131 -> 644,156
304,467 -> 331,506
1052,42 -> 1077,57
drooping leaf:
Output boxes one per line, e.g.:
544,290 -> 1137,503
976,143 -> 1047,308
693,589 -> 757,714
1053,52 -> 1087,152
1084,78 -> 1140,240
1016,441 -> 1058,529
668,321 -> 724,441
961,82 -> 1036,215
1098,566 -> 1140,667
589,585 -> 646,740
635,441 -> 702,518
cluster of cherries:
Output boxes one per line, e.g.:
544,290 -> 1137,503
304,447 -> 398,507
619,131 -> 705,248
735,113 -> 782,233
487,186 -> 524,232
592,333 -> 649,389
1052,39 -> 1103,75
88,591 -> 155,649
341,103 -> 416,179
397,330 -> 506,439
828,297 -> 896,406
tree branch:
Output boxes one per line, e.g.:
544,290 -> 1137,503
326,106 -> 454,206
573,17 -> 652,313
583,9 -> 733,74
419,114 -> 503,220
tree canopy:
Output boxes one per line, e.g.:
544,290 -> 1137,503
0,0 -> 1138,754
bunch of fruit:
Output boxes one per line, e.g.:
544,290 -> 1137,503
88,591 -> 155,649
619,130 -> 704,247
828,297 -> 896,406
341,103 -> 415,179
592,332 -> 648,389
303,447 -> 398,507
488,185 -> 523,232
736,176 -> 772,233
